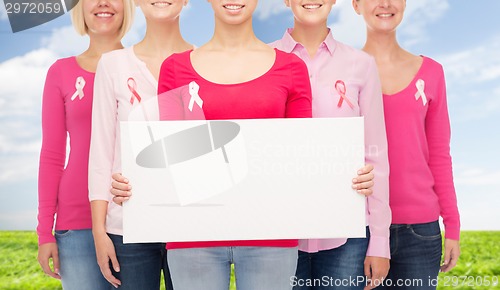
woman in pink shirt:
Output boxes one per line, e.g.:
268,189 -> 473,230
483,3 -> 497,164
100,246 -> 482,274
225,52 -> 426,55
353,0 -> 461,289
270,1 -> 391,289
36,0 -> 133,288
89,0 -> 193,289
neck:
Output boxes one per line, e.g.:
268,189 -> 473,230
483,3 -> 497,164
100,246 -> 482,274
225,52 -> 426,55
291,22 -> 329,57
362,29 -> 403,63
84,33 -> 123,57
136,18 -> 190,58
209,17 -> 259,50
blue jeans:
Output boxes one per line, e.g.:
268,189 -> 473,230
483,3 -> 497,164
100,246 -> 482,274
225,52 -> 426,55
293,227 -> 370,290
168,246 -> 298,290
55,229 -> 110,290
109,234 -> 173,290
378,221 -> 442,290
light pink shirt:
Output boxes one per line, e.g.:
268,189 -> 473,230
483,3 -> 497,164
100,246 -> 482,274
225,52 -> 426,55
89,47 -> 159,235
270,29 -> 391,258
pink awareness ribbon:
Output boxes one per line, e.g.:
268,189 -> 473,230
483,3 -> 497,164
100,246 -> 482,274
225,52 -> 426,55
128,77 -> 142,104
71,76 -> 85,101
335,80 -> 354,109
415,79 -> 428,106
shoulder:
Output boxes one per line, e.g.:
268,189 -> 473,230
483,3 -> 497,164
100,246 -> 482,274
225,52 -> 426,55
48,56 -> 75,71
275,49 -> 306,68
421,56 -> 444,74
99,47 -> 131,66
335,40 -> 376,65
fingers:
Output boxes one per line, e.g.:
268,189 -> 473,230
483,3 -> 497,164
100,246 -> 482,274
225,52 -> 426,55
110,173 -> 132,206
37,246 -> 61,280
441,241 -> 460,272
358,164 -> 374,175
364,257 -> 390,290
99,255 -> 121,288
352,168 -> 374,196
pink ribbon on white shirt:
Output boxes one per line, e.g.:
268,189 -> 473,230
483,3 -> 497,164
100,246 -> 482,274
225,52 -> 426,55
335,80 -> 354,109
415,79 -> 428,106
188,81 -> 204,112
71,76 -> 85,101
128,77 -> 142,105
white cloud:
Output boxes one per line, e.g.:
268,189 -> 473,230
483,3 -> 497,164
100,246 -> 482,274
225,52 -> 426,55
437,36 -> 500,121
255,0 -> 288,20
455,168 -> 500,186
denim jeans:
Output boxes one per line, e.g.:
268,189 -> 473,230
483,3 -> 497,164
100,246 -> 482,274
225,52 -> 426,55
109,234 -> 173,290
293,227 -> 370,290
55,229 -> 110,290
168,246 -> 298,290
378,221 -> 442,290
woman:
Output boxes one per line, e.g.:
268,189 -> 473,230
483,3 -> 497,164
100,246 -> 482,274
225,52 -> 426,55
36,0 -> 133,288
353,0 -> 460,288
270,1 -> 391,289
153,0 -> 310,289
88,0 -> 192,289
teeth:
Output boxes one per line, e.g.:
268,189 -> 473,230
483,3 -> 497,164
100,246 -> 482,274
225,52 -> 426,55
96,13 -> 112,17
303,4 -> 321,9
152,2 -> 171,6
377,13 -> 393,17
224,5 -> 244,10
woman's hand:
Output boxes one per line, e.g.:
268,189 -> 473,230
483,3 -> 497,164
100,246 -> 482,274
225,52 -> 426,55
353,164 -> 375,196
93,231 -> 121,288
37,243 -> 61,279
110,173 -> 132,206
441,238 -> 460,272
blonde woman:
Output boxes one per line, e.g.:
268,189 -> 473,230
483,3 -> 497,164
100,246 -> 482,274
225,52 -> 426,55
37,0 -> 133,288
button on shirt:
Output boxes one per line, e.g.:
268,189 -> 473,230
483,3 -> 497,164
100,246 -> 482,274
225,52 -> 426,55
269,29 -> 391,258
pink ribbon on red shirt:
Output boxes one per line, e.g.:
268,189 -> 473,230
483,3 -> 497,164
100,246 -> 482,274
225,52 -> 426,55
71,76 -> 85,101
335,80 -> 354,109
128,77 -> 142,105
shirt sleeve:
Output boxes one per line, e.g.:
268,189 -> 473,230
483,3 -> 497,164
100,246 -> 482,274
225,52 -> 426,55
426,64 -> 460,240
286,54 -> 312,118
360,57 -> 391,258
37,62 -> 65,245
88,56 -> 116,203
158,55 -> 185,121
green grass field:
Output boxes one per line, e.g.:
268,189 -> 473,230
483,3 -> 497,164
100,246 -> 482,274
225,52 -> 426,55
1,231 -> 498,289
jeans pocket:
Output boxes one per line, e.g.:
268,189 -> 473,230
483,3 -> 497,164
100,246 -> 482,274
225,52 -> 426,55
54,230 -> 73,237
408,222 -> 442,240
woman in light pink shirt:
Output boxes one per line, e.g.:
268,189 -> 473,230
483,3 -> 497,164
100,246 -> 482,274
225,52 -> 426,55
353,0 -> 460,289
270,1 -> 391,289
36,0 -> 133,288
89,0 -> 193,289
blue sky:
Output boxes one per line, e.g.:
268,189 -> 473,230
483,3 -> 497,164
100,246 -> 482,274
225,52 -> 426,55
0,0 -> 499,231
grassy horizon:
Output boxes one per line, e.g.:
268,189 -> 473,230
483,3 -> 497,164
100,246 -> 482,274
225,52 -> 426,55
1,231 -> 499,289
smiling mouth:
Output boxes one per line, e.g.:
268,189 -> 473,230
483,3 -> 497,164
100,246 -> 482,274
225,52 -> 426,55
151,1 -> 172,7
95,12 -> 114,17
223,4 -> 245,10
303,4 -> 322,10
376,13 -> 395,18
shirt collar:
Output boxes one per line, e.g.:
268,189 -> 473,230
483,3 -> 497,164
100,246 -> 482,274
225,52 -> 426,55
279,28 -> 336,56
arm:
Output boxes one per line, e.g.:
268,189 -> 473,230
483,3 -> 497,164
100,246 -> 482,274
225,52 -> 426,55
359,58 -> 391,288
37,62 -> 65,278
88,56 -> 121,286
425,63 -> 460,271
286,54 -> 312,118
